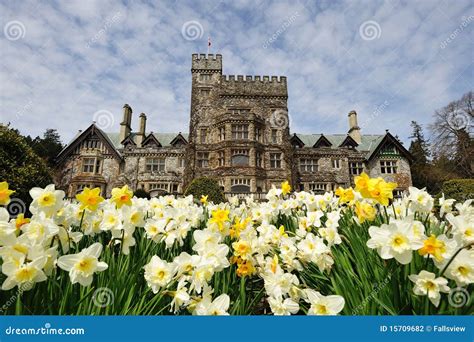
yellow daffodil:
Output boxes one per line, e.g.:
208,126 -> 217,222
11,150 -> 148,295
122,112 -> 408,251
0,181 -> 15,206
281,181 -> 291,196
354,173 -> 397,206
354,201 -> 376,223
76,187 -> 104,211
111,185 -> 133,208
232,240 -> 252,260
354,172 -> 370,198
335,187 -> 355,204
418,235 -> 446,262
200,195 -> 208,205
15,214 -> 30,231
209,208 -> 230,231
236,260 -> 256,277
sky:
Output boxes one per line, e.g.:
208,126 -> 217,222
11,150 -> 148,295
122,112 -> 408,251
0,0 -> 472,146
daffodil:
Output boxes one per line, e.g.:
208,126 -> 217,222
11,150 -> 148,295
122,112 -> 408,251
232,239 -> 252,260
209,208 -> 230,232
354,172 -> 371,198
29,185 -> 65,217
76,187 -> 104,211
143,255 -> 175,293
14,213 -> 30,231
1,256 -> 47,291
408,270 -> 450,307
268,296 -> 299,315
355,201 -> 376,223
418,235 -> 447,262
200,195 -> 208,205
111,185 -> 133,208
443,249 -> 474,286
304,289 -> 345,315
281,181 -> 291,196
335,187 -> 354,204
194,293 -> 230,315
0,181 -> 15,206
367,220 -> 424,264
57,243 -> 108,286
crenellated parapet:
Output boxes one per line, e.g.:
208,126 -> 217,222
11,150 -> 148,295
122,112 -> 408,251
191,53 -> 222,72
220,74 -> 287,97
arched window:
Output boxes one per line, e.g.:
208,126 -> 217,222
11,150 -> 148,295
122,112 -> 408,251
231,149 -> 249,166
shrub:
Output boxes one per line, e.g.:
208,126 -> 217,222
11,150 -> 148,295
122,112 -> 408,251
184,177 -> 225,203
441,179 -> 474,202
134,188 -> 150,199
0,125 -> 52,215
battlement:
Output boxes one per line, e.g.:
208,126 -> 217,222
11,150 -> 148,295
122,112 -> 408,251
220,74 -> 287,97
191,53 -> 222,71
221,75 -> 287,83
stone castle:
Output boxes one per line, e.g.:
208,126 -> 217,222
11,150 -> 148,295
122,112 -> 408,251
55,53 -> 412,198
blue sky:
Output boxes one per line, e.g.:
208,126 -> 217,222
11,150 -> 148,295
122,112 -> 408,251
0,0 -> 472,145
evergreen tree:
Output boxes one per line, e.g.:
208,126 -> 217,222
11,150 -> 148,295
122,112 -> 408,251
408,121 -> 431,189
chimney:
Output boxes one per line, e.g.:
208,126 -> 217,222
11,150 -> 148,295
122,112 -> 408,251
119,104 -> 133,143
136,113 -> 147,147
348,110 -> 361,144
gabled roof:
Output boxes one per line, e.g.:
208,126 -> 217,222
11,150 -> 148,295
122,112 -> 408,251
290,133 -> 305,148
121,135 -> 136,147
105,132 -> 189,148
313,134 -> 333,148
366,132 -> 412,162
339,135 -> 358,148
142,133 -> 162,147
170,133 -> 188,146
56,124 -> 122,163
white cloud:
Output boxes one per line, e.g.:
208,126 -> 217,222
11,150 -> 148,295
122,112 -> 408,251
0,0 -> 472,146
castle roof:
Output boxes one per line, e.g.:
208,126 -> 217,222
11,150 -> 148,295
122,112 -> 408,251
294,134 -> 384,152
105,132 -> 189,148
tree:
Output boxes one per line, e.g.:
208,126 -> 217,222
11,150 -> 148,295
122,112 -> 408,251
408,121 -> 431,190
0,124 -> 53,215
430,91 -> 473,178
184,177 -> 225,203
26,129 -> 64,167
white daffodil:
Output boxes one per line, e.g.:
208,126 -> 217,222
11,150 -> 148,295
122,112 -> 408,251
57,242 -> 108,286
21,214 -> 60,245
304,289 -> 345,315
29,184 -> 65,217
194,293 -> 230,315
408,270 -> 450,307
439,194 -> 455,217
367,219 -> 424,264
0,208 -> 16,246
1,256 -> 47,291
268,296 -> 300,315
446,213 -> 474,245
444,249 -> 474,286
407,187 -> 434,213
143,255 -> 175,293
113,226 -> 136,255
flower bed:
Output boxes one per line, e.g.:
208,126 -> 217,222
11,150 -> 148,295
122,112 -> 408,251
0,176 -> 472,315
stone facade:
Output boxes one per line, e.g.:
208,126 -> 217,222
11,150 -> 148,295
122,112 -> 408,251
55,53 -> 412,198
